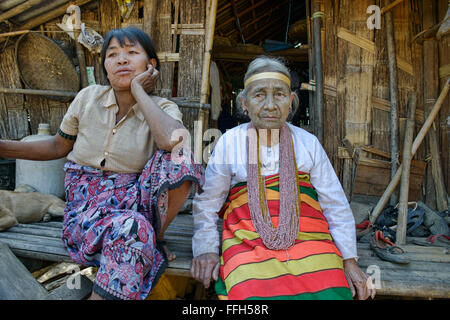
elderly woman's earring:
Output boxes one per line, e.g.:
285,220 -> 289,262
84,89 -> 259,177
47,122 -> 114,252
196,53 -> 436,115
243,110 -> 249,116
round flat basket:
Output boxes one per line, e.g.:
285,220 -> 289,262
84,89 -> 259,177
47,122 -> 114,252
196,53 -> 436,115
15,32 -> 80,102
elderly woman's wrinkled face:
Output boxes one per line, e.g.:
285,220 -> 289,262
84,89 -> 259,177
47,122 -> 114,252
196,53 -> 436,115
242,78 -> 294,130
104,37 -> 152,90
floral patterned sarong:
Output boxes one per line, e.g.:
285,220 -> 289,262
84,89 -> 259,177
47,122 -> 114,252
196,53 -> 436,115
61,150 -> 204,300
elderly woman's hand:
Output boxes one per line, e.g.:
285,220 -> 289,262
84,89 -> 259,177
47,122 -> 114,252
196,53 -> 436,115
190,253 -> 220,289
131,64 -> 159,95
343,258 -> 376,300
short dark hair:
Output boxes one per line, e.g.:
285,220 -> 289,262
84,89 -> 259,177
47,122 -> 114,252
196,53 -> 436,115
101,27 -> 160,78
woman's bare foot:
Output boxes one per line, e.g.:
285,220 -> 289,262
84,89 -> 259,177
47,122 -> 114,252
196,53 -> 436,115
157,238 -> 176,261
89,291 -> 104,300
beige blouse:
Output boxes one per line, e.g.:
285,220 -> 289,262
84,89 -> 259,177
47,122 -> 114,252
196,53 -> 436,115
59,85 -> 183,173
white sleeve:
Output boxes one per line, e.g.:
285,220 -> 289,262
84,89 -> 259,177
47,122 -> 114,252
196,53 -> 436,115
192,136 -> 231,258
309,137 -> 358,260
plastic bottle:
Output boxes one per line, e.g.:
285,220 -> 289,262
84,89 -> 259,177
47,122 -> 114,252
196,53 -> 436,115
15,123 -> 66,199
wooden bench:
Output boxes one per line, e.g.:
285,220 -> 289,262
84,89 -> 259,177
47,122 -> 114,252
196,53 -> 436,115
0,213 -> 197,277
1,214 -> 449,299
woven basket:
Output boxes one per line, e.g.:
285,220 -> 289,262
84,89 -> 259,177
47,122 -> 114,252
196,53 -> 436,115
15,33 -> 80,102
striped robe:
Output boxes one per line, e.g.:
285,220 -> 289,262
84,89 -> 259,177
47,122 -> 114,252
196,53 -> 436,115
214,172 -> 353,300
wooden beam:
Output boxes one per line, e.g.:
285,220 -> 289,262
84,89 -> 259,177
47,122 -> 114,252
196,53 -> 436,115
212,45 -> 308,63
216,0 -> 270,30
230,0 -> 245,43
0,0 -> 45,24
225,0 -> 289,37
18,0 -> 95,31
246,13 -> 287,43
381,0 -> 405,14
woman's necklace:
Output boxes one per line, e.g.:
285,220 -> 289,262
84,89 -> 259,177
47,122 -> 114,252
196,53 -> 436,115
247,122 -> 301,250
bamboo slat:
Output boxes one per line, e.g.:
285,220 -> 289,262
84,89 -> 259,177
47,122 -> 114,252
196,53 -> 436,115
337,27 -> 413,75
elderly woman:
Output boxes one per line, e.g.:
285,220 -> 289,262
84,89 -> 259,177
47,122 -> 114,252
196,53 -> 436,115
0,27 -> 203,300
190,56 -> 375,300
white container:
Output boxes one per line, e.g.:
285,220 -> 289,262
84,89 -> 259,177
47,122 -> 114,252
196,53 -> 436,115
15,123 -> 66,199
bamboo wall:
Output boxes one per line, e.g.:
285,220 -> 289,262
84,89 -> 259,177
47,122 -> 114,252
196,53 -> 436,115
316,0 -> 449,206
0,0 -> 208,141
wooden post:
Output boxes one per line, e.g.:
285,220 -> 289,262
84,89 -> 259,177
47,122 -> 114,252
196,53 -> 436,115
370,78 -> 450,224
396,93 -> 417,245
312,0 -> 324,143
74,31 -> 89,88
306,0 -> 314,128
423,0 -> 448,212
384,0 -> 400,206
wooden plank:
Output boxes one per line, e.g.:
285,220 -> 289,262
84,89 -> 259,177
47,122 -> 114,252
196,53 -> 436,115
358,242 -> 449,255
33,221 -> 63,228
357,259 -> 450,275
0,242 -> 48,299
354,157 -> 424,199
0,237 -> 69,256
376,280 -> 450,298
0,232 -> 63,246
357,247 -> 450,263
5,226 -> 61,238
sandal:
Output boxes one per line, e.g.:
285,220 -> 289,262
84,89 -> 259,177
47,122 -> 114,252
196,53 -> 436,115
370,230 -> 410,264
356,220 -> 373,241
375,205 -> 397,227
412,234 -> 450,248
375,202 -> 424,236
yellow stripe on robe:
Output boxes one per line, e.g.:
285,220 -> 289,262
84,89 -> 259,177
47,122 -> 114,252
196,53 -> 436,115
223,188 -> 322,220
222,231 -> 333,253
224,252 -> 344,291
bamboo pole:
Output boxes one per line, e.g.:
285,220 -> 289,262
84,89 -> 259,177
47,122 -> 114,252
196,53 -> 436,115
0,30 -> 30,39
196,0 -> 218,164
396,94 -> 417,245
384,0 -> 400,206
370,77 -> 450,224
423,0 -> 448,212
312,0 -> 324,143
0,87 -> 77,97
